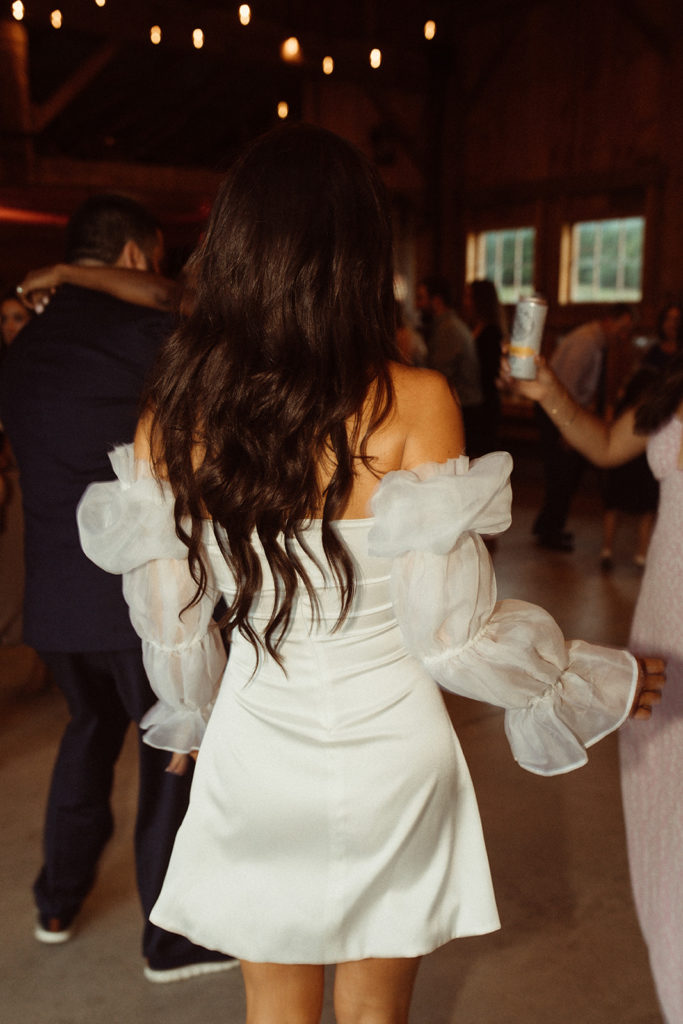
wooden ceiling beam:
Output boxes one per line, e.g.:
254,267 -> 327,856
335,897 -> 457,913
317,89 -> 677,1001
32,41 -> 118,134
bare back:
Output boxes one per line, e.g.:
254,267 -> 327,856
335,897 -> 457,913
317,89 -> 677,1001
318,361 -> 465,520
135,361 -> 465,521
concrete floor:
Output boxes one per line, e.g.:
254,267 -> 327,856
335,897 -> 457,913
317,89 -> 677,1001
0,446 -> 664,1023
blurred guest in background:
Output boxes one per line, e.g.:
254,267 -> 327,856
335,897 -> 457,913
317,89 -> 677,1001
394,299 -> 427,366
643,302 -> 682,371
516,354 -> 683,1024
0,289 -> 31,352
599,304 -> 682,571
465,279 -> 506,456
0,287 -> 32,647
0,194 -> 233,982
418,275 -> 483,452
532,304 -> 634,551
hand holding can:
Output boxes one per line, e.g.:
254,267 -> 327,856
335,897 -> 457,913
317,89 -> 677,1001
508,296 -> 547,380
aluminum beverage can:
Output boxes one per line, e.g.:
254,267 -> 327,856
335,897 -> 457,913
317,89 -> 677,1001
508,295 -> 548,380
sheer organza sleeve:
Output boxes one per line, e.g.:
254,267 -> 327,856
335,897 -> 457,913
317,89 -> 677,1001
368,453 -> 638,776
77,443 -> 227,752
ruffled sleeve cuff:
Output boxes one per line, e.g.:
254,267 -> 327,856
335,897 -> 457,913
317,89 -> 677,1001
503,640 -> 638,775
425,598 -> 639,776
140,700 -> 213,754
136,620 -> 228,752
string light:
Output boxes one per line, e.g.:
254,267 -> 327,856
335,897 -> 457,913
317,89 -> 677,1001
5,8 -> 440,82
280,36 -> 301,62
277,101 -> 289,120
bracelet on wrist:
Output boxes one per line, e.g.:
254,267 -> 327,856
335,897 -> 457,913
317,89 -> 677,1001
548,391 -> 578,428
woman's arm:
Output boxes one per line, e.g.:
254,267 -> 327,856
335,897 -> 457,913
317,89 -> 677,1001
516,361 -> 648,467
17,264 -> 179,313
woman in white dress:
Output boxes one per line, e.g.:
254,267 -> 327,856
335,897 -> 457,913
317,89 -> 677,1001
77,125 -> 663,1023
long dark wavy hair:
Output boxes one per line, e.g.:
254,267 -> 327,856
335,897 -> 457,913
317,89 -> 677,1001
145,124 -> 398,664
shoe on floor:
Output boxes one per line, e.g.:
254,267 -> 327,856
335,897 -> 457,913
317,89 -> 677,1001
144,957 -> 239,983
35,916 -> 73,944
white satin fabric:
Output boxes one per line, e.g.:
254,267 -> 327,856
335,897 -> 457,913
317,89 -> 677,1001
76,445 -> 637,963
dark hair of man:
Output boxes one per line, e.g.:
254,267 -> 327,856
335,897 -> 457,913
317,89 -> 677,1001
145,123 -> 398,665
65,193 -> 161,266
634,347 -> 683,434
421,275 -> 452,308
469,279 -> 502,328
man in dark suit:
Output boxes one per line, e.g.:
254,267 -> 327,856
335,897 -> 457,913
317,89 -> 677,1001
0,195 -> 234,982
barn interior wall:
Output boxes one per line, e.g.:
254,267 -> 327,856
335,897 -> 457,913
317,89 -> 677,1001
1,1 -> 682,343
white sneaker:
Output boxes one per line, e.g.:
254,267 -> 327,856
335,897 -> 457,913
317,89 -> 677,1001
35,917 -> 73,944
144,958 -> 239,983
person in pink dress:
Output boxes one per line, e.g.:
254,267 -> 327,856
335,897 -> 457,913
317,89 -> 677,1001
517,354 -> 683,1024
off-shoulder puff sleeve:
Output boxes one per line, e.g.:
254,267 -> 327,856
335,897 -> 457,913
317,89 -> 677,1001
77,443 -> 228,753
368,452 -> 638,776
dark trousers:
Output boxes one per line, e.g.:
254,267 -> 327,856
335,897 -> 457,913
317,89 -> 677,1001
35,649 -> 223,969
532,408 -> 587,539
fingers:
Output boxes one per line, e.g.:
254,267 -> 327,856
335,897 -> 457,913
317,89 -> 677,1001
639,656 -> 665,676
24,288 -> 54,314
165,751 -> 191,775
631,655 -> 666,719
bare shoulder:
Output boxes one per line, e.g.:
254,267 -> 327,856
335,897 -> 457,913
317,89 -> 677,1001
389,362 -> 464,469
133,407 -> 154,462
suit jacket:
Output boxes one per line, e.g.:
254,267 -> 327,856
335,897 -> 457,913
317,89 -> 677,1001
0,285 -> 171,651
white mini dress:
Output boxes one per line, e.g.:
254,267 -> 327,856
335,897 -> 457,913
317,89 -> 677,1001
77,447 -> 637,964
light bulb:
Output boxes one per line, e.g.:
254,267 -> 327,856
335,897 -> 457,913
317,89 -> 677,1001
50,9 -> 63,29
239,5 -> 251,26
11,1 -> 25,20
192,27 -> 204,49
281,36 -> 301,62
150,24 -> 162,45
277,101 -> 289,120
424,20 -> 436,40
370,48 -> 382,69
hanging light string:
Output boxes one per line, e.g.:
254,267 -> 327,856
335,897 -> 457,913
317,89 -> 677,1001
9,2 -> 438,119
9,4 -> 438,66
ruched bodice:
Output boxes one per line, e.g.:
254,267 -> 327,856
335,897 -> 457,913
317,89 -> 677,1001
207,518 -> 403,682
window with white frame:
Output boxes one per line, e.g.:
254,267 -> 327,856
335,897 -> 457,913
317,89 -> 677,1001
562,216 -> 644,303
467,227 -> 535,304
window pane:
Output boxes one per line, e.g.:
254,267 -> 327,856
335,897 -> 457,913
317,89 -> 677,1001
599,260 -> 618,289
500,234 -> 515,286
577,263 -> 594,286
475,227 -> 535,303
577,223 -> 596,258
568,216 -> 644,303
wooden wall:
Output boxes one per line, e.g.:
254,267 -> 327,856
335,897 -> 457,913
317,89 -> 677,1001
2,0 -> 682,346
